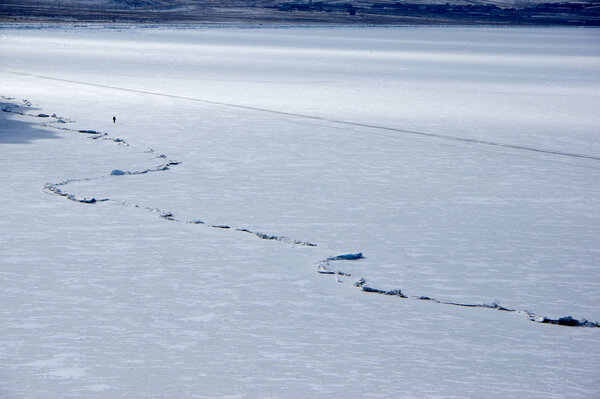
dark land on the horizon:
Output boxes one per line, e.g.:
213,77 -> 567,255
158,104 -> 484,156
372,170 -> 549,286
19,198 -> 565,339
1,0 -> 599,25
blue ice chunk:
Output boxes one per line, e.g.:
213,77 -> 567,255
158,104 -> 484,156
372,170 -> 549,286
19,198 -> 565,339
540,316 -> 600,327
328,252 -> 364,261
111,169 -> 127,176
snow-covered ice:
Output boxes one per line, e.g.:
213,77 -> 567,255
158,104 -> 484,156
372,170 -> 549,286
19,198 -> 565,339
1,25 -> 600,398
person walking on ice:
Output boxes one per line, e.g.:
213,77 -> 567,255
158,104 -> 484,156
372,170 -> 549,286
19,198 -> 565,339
113,116 -> 116,123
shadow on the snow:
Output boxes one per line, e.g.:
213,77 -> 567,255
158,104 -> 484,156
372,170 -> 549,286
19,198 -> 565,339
0,101 -> 60,144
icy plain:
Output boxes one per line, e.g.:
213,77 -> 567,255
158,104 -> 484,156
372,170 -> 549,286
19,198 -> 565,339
1,25 -> 600,398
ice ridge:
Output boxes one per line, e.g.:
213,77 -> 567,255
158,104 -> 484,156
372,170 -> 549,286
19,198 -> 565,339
320,252 -> 600,328
6,99 -> 316,248
11,98 -> 596,329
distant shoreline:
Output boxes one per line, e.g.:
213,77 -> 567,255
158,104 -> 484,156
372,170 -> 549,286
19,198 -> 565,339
1,21 -> 599,30
1,1 -> 599,27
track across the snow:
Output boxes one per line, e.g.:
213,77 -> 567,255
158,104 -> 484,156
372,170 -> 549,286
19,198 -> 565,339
4,69 -> 600,162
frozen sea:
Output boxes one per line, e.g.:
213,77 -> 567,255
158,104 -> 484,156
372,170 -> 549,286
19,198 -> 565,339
1,25 -> 600,398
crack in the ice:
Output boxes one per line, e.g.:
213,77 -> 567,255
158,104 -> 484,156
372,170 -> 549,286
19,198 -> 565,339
319,252 -> 600,328
9,98 -> 596,328
110,161 -> 180,176
43,181 -> 110,204
4,99 -> 316,248
2,98 -> 73,124
236,228 -> 317,246
317,252 -> 362,275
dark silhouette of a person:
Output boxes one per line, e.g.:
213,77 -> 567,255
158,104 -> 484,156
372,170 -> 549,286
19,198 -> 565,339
113,116 -> 116,123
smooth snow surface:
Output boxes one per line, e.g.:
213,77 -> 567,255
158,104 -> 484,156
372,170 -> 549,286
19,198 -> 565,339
1,25 -> 600,398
